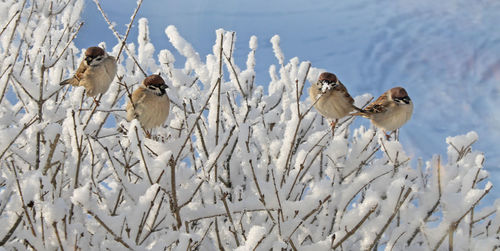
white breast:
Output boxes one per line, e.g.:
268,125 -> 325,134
132,91 -> 170,130
371,102 -> 413,131
81,57 -> 117,97
310,89 -> 354,120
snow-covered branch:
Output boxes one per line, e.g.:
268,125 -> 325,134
0,1 -> 498,250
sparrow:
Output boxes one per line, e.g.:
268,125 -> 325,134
60,46 -> 117,104
352,87 -> 413,139
126,74 -> 170,138
309,72 -> 360,134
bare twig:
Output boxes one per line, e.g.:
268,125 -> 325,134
0,213 -> 23,245
42,133 -> 61,175
220,191 -> 240,246
174,73 -> 221,164
168,156 -> 182,229
214,217 -> 225,251
92,0 -> 147,76
331,204 -> 377,249
0,116 -> 37,161
287,195 -> 331,241
11,160 -> 37,237
86,209 -> 133,250
367,187 -> 412,250
215,33 -> 223,145
45,22 -> 84,68
191,221 -> 214,250
249,159 -> 276,222
53,222 -> 65,251
407,156 -> 443,245
134,126 -> 153,184
0,10 -> 20,37
432,185 -> 492,251
116,0 -> 144,62
188,208 -> 277,223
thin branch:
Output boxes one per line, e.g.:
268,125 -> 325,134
0,116 -> 37,161
0,10 -> 20,37
341,170 -> 392,218
287,195 -> 331,240
214,217 -> 225,251
220,191 -> 240,246
134,126 -> 153,184
0,213 -> 23,245
174,74 -> 221,164
215,33 -> 223,145
249,159 -> 276,222
52,222 -> 65,251
432,185 -> 492,251
331,204 -> 377,249
168,156 -> 182,229
86,209 -> 133,250
45,22 -> 84,68
191,221 -> 213,250
223,52 -> 246,99
11,160 -> 37,237
42,133 -> 61,175
92,0 -> 147,76
367,187 -> 412,251
116,0 -> 144,62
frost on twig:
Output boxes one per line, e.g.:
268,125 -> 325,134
0,1 -> 498,250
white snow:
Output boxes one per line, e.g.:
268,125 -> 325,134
0,1 -> 498,250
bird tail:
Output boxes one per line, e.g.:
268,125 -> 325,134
351,108 -> 369,117
59,77 -> 78,86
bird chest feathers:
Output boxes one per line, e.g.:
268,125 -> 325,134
80,57 -> 116,97
134,91 -> 170,130
312,89 -> 355,120
372,102 -> 413,131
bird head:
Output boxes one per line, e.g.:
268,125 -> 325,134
143,74 -> 168,96
84,46 -> 106,66
390,87 -> 411,104
317,72 -> 339,91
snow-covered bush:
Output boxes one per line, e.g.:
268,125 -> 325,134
0,1 -> 498,250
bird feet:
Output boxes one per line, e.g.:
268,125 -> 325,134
145,130 -> 152,139
92,97 -> 100,106
330,120 -> 337,137
384,132 -> 391,140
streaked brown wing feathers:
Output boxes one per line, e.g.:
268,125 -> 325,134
365,92 -> 389,113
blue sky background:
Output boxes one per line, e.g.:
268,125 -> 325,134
76,0 -> 500,199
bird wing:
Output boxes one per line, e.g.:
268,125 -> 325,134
335,81 -> 355,104
365,92 -> 390,114
131,88 -> 146,104
103,56 -> 117,79
60,61 -> 87,86
74,61 -> 88,82
127,88 -> 147,120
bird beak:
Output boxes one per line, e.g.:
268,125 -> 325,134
160,84 -> 168,90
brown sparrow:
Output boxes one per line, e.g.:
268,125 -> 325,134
60,46 -> 117,104
353,87 -> 413,139
126,74 -> 170,138
309,72 -> 360,133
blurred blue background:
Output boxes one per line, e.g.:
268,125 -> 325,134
76,0 -> 500,199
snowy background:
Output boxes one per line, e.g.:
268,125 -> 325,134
77,0 -> 500,194
1,0 -> 499,249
